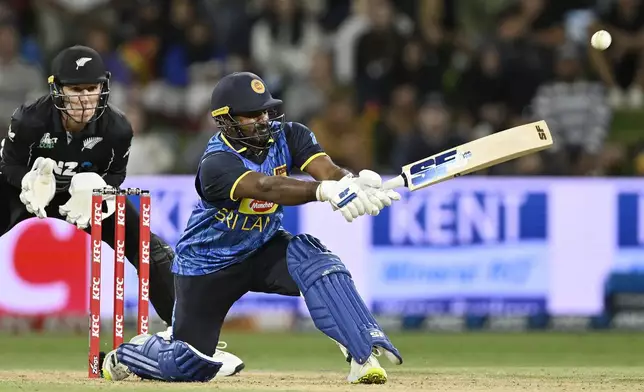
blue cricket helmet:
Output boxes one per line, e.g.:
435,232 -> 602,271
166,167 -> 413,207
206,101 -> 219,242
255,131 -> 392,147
210,72 -> 282,116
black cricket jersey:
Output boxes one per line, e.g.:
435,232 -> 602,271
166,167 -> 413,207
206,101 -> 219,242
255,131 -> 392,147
0,95 -> 133,193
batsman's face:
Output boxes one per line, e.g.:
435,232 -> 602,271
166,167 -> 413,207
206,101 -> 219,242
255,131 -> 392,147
61,83 -> 101,123
236,111 -> 271,145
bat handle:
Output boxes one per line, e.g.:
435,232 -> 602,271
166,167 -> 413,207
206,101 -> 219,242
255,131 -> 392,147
383,175 -> 405,190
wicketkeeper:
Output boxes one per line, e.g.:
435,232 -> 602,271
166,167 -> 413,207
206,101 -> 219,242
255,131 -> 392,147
0,45 -> 243,376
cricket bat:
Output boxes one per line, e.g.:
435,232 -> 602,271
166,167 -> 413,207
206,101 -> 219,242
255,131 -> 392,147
383,120 -> 553,191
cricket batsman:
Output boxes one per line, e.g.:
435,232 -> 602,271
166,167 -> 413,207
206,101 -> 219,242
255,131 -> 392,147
0,45 -> 243,376
101,72 -> 403,384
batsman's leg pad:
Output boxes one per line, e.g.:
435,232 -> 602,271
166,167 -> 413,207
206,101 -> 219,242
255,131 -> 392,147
116,336 -> 163,381
287,234 -> 403,365
116,334 -> 222,382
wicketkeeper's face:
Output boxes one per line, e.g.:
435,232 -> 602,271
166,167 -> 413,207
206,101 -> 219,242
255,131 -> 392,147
61,83 -> 101,123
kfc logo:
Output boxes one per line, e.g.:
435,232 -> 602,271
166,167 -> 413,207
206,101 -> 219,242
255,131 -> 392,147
139,315 -> 149,334
91,277 -> 100,301
90,314 -> 100,338
117,201 -> 125,226
93,202 -> 102,226
115,240 -> 125,264
92,240 -> 101,264
142,203 -> 151,227
115,277 -> 124,301
140,278 -> 150,301
114,314 -> 124,338
141,241 -> 150,265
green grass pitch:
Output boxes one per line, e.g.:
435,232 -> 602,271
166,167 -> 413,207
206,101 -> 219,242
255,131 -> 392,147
0,331 -> 643,391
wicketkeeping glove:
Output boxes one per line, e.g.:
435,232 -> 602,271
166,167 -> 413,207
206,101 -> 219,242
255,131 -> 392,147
59,172 -> 116,229
19,157 -> 57,218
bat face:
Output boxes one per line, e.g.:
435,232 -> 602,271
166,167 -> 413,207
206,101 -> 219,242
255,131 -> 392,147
408,148 -> 470,189
388,120 -> 553,192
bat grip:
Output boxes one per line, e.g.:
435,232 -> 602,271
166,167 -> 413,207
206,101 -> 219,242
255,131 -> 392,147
383,175 -> 405,190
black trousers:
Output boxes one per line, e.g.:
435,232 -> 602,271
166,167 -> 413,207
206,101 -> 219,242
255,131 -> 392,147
0,179 -> 176,325
173,230 -> 300,356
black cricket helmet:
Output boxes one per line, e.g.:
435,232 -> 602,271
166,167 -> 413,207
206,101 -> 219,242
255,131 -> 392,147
210,72 -> 284,151
48,45 -> 111,123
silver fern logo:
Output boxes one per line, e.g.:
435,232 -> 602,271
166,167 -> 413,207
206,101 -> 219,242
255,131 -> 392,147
75,57 -> 92,69
82,137 -> 103,150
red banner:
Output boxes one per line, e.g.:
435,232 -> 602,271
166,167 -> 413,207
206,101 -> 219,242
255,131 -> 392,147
0,220 -> 88,316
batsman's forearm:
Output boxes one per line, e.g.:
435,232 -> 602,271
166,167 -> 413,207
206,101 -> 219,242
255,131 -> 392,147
257,175 -> 320,206
331,167 -> 352,180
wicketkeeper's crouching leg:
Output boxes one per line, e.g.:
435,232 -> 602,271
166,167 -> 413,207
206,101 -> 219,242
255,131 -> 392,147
102,334 -> 222,382
286,234 -> 403,384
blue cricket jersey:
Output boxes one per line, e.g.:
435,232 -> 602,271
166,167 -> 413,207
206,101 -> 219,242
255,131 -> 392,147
172,121 -> 325,276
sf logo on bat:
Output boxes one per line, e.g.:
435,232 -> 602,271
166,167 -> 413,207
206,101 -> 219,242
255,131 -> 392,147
536,125 -> 547,141
408,149 -> 469,187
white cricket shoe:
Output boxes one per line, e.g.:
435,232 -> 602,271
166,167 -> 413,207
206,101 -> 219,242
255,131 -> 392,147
335,341 -> 387,384
157,327 -> 245,377
156,326 -> 173,341
347,352 -> 387,384
102,349 -> 131,381
102,333 -> 150,381
213,341 -> 245,377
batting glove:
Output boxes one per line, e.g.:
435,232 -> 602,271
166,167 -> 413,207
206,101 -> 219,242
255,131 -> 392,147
316,175 -> 378,222
19,157 -> 57,218
354,170 -> 401,216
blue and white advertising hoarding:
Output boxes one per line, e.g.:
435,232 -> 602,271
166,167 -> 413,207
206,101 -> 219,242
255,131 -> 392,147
1,176 -> 644,319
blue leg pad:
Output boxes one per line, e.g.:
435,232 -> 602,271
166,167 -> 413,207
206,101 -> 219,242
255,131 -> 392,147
287,234 -> 403,365
116,335 -> 222,382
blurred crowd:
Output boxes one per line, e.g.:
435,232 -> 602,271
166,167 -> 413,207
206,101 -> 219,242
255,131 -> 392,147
1,0 -> 644,176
